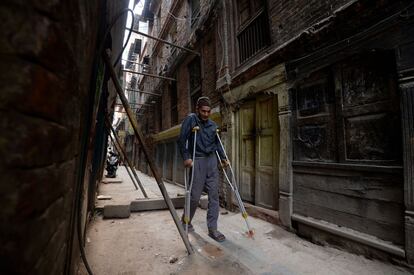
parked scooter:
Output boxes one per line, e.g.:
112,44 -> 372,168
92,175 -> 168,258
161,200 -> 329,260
106,151 -> 119,178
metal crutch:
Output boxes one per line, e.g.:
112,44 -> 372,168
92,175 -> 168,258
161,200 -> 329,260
215,129 -> 255,238
183,126 -> 200,235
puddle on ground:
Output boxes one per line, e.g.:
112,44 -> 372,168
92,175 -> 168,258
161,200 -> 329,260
200,243 -> 224,258
173,252 -> 251,275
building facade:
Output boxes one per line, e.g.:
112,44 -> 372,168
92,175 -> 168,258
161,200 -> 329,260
134,0 -> 414,264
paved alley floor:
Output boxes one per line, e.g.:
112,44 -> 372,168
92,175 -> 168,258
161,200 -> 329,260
78,166 -> 412,275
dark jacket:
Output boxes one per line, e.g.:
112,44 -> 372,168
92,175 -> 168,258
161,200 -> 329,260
177,113 -> 226,161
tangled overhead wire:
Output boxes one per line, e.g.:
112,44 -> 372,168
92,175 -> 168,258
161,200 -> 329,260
97,8 -> 135,67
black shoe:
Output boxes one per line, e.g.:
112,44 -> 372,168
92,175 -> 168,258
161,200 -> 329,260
208,229 -> 226,242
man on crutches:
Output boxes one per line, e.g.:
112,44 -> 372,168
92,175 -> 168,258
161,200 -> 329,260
177,97 -> 229,242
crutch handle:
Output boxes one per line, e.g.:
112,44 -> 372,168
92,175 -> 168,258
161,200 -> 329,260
192,126 -> 200,132
216,128 -> 220,133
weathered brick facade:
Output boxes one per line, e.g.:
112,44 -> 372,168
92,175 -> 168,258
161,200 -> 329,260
134,0 -> 414,264
0,0 -> 128,273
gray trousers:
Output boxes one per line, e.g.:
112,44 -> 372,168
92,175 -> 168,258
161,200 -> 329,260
187,154 -> 219,230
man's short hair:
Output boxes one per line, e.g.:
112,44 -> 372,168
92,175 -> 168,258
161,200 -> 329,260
196,96 -> 211,108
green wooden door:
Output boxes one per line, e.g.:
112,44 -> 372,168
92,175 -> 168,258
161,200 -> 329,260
239,101 -> 256,202
238,96 -> 279,209
255,96 -> 279,209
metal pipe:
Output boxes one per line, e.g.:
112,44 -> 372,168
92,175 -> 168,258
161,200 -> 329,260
114,111 -> 145,115
109,133 -> 140,192
123,160 -> 139,191
126,28 -> 200,56
183,127 -> 199,235
122,59 -> 150,67
115,103 -> 151,106
216,132 -> 254,237
125,88 -> 161,97
122,69 -> 176,81
103,51 -> 194,254
105,118 -> 149,198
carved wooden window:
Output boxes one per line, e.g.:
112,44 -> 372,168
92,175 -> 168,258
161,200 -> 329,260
293,71 -> 337,162
293,51 -> 402,165
334,52 -> 401,164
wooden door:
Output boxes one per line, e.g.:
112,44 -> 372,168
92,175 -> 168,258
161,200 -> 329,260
255,96 -> 279,209
239,101 -> 256,202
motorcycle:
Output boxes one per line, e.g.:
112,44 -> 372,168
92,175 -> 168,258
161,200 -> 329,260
106,152 -> 119,178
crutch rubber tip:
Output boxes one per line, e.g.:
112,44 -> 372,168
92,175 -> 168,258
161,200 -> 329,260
246,229 -> 255,238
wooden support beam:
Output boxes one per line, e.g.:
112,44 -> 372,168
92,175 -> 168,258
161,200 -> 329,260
122,69 -> 176,81
126,28 -> 200,56
131,197 -> 185,212
103,51 -> 194,254
125,88 -> 161,97
106,122 -> 148,198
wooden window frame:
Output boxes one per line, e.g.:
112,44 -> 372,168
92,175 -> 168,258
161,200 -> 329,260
292,52 -> 402,166
234,0 -> 271,65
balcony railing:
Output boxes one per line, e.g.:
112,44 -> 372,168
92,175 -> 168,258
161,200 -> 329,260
237,11 -> 270,64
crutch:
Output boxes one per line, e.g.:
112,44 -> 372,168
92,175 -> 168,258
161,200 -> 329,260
215,129 -> 255,238
183,126 -> 200,235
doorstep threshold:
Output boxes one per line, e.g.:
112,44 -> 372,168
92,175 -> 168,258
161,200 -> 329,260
292,214 -> 405,258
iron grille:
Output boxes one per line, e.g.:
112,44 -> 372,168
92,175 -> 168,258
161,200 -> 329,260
237,11 -> 270,64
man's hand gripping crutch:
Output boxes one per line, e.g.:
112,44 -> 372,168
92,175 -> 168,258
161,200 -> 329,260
183,126 -> 200,235
215,129 -> 255,238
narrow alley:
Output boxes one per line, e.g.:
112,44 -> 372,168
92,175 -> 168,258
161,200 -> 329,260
78,167 -> 411,275
1,0 -> 414,274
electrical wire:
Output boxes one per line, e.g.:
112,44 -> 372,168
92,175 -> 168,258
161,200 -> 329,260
97,8 -> 135,67
114,10 -> 135,66
288,1 -> 414,66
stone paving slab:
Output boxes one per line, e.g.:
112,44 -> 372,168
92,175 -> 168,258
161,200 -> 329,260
130,197 -> 185,211
103,204 -> 131,219
96,166 -> 203,210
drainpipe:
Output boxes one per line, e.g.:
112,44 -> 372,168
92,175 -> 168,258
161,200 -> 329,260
221,0 -> 235,213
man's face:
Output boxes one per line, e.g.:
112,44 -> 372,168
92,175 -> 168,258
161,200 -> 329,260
197,105 -> 211,121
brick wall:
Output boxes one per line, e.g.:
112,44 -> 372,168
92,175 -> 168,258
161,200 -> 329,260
218,0 -> 355,88
267,0 -> 351,46
140,0 -> 218,119
0,1 -> 103,274
161,82 -> 172,131
177,62 -> 191,121
201,33 -> 220,107
0,0 -> 131,273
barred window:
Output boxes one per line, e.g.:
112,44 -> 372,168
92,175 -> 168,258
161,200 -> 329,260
236,0 -> 270,64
